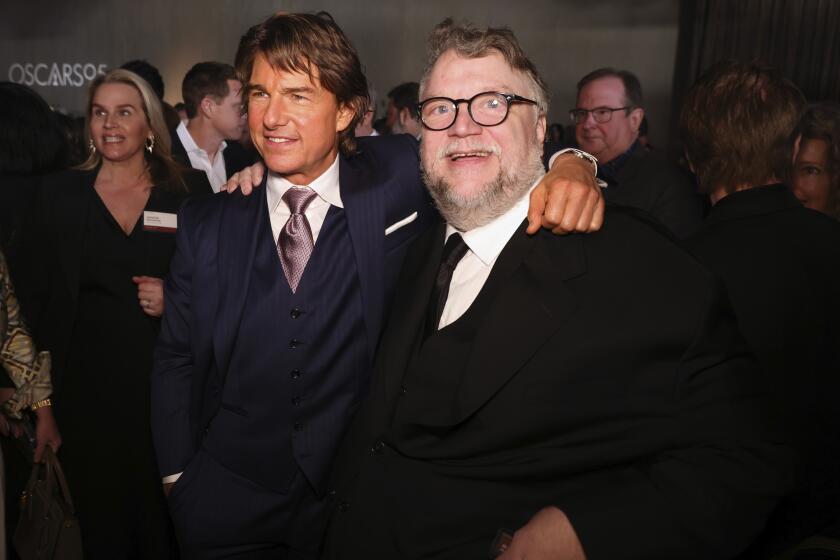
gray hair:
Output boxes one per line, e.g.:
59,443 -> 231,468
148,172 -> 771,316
419,18 -> 549,115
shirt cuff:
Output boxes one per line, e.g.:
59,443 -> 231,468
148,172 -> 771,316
162,472 -> 182,484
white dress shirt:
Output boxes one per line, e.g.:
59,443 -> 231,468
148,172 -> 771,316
176,122 -> 228,193
265,155 -> 342,243
437,176 -> 541,330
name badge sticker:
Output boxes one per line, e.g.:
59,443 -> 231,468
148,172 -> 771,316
143,211 -> 177,232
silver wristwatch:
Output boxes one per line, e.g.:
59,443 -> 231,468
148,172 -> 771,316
554,148 -> 599,178
551,148 -> 607,189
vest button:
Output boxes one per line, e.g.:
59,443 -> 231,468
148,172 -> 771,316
290,307 -> 303,319
289,338 -> 302,348
291,369 -> 301,380
400,385 -> 408,396
338,500 -> 350,512
291,396 -> 301,406
293,422 -> 304,432
370,440 -> 385,455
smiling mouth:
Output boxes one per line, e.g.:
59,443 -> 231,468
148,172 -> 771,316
103,135 -> 124,143
448,151 -> 491,161
265,137 -> 295,144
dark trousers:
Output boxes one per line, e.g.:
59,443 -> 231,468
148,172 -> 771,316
168,449 -> 328,559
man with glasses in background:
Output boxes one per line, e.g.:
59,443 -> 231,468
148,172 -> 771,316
572,68 -> 704,238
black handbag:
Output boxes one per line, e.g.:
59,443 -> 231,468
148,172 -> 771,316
13,446 -> 83,560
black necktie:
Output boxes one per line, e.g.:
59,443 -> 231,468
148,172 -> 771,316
426,233 -> 469,336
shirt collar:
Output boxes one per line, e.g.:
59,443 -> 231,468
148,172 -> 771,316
704,183 -> 801,227
445,174 -> 542,266
266,154 -> 343,212
176,121 -> 227,155
598,139 -> 639,184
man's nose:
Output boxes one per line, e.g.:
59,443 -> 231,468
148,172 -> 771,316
262,97 -> 290,128
448,103 -> 482,137
581,111 -> 598,129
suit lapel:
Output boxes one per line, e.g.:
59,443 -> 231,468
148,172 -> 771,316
454,228 -> 586,423
380,223 -> 446,409
222,148 -> 233,180
169,131 -> 190,168
212,179 -> 267,375
340,153 -> 386,362
450,226 -> 586,426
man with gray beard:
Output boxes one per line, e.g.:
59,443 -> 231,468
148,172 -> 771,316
322,19 -> 792,560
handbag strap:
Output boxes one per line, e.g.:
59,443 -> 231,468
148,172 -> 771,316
42,447 -> 77,513
23,458 -> 41,491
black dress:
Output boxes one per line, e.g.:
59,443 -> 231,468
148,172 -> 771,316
16,168 -> 211,559
57,190 -> 174,557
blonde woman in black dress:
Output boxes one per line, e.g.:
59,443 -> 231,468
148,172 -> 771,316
22,69 -> 210,559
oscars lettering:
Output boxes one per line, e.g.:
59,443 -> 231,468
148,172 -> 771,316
7,62 -> 108,88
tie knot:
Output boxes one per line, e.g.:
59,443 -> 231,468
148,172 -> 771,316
441,233 -> 469,269
283,187 -> 317,215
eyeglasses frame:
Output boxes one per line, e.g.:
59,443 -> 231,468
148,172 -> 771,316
569,106 -> 634,124
416,91 -> 539,131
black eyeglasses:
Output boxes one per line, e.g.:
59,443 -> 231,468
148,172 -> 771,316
569,106 -> 632,124
416,92 -> 538,131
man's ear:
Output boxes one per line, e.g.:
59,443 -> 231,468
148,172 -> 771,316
629,107 -> 644,133
684,150 -> 695,173
399,107 -> 414,127
335,103 -> 355,133
792,134 -> 803,164
535,114 -> 547,145
200,96 -> 216,119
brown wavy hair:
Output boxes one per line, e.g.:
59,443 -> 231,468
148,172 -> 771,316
234,11 -> 369,155
679,61 -> 805,195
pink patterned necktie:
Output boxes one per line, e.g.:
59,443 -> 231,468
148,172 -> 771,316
278,187 -> 318,292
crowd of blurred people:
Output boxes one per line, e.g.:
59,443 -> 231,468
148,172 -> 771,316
0,10 -> 838,560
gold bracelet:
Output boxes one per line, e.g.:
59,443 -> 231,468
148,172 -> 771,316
31,398 -> 52,411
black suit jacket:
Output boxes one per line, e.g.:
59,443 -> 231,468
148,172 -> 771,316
603,143 -> 706,239
325,207 -> 791,560
16,167 -> 211,389
686,185 -> 840,555
170,128 -> 256,181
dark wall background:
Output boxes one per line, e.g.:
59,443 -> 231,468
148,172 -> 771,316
1,0 -> 679,146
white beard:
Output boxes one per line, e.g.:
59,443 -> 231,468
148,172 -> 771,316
421,139 -> 545,231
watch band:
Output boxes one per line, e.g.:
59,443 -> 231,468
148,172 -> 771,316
555,148 -> 599,177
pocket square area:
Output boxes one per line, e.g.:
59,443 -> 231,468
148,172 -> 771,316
385,211 -> 418,235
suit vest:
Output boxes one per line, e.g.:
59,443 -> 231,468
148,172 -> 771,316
345,266 -> 508,555
203,195 -> 369,495
387,260 -> 504,447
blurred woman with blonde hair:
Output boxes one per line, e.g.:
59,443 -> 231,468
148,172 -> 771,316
20,69 -> 210,558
